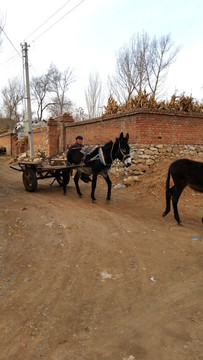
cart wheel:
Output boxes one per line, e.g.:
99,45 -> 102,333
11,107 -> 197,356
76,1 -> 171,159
56,169 -> 70,187
23,168 -> 37,192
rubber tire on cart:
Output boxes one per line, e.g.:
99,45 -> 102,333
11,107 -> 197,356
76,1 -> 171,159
23,168 -> 37,192
56,169 -> 70,187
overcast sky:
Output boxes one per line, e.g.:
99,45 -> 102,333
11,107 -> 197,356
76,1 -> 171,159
0,0 -> 203,113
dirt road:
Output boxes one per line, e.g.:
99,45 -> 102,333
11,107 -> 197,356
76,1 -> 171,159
0,156 -> 202,360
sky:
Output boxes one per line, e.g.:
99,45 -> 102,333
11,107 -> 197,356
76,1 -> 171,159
0,0 -> 203,114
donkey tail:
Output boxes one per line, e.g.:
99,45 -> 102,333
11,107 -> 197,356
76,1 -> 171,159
165,167 -> 171,191
162,167 -> 172,217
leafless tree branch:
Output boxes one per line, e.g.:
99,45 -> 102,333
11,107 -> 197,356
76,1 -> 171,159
108,31 -> 180,103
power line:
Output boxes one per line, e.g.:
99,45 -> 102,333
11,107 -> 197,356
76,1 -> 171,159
0,0 -> 85,65
0,0 -> 86,83
0,26 -> 21,58
25,0 -> 74,41
31,0 -> 86,43
0,53 -> 19,67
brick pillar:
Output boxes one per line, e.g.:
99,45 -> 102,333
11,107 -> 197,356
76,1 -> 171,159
58,113 -> 74,152
11,134 -> 18,156
47,117 -> 60,156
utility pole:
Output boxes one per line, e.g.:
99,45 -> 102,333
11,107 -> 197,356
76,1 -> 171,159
21,42 -> 34,157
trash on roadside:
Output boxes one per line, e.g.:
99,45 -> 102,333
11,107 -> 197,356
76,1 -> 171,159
150,277 -> 157,285
114,183 -> 126,189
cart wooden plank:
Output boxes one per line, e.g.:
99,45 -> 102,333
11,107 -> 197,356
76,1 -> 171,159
17,162 -> 70,171
9,160 -> 81,193
10,165 -> 22,172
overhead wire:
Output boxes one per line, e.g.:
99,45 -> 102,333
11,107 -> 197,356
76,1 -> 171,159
24,0 -> 74,42
30,0 -> 86,43
0,26 -> 21,58
0,0 -> 86,85
0,53 -> 19,67
26,0 -> 86,77
1,0 -> 85,61
1,0 -> 86,59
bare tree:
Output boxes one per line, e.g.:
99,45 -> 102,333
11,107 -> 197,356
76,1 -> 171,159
146,34 -> 180,97
0,19 -> 5,49
1,77 -> 24,122
108,31 -> 180,103
85,72 -> 104,118
108,45 -> 135,104
31,69 -> 53,121
48,64 -> 75,117
31,64 -> 75,121
108,32 -> 150,104
0,28 -> 2,49
71,106 -> 87,122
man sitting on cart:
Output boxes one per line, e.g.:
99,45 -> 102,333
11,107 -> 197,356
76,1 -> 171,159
67,136 -> 92,183
68,135 -> 84,152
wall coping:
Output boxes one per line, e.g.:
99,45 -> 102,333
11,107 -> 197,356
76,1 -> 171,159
33,127 -> 47,133
65,108 -> 203,128
0,131 -> 13,138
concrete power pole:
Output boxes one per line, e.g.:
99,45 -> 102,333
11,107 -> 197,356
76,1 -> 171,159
21,42 -> 34,157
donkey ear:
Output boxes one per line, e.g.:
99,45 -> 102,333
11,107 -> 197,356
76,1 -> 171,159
125,133 -> 129,141
120,132 -> 124,140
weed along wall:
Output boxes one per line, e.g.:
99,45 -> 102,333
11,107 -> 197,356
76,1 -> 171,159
64,109 -> 203,184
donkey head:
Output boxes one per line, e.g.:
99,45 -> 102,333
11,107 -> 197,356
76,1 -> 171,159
114,132 -> 131,167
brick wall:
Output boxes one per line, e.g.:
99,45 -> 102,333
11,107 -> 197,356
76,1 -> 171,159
0,129 -> 48,156
0,132 -> 12,154
47,113 -> 74,156
33,127 -> 47,154
65,109 -> 203,147
0,110 -> 202,157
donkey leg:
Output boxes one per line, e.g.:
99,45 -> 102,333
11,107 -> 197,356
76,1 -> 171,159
163,186 -> 174,217
74,171 -> 83,197
102,172 -> 112,201
91,174 -> 97,202
172,187 -> 184,225
62,169 -> 70,195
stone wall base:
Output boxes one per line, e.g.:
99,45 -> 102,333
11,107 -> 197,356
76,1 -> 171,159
110,144 -> 203,185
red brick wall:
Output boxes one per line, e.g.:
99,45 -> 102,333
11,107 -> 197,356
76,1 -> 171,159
0,129 -> 47,156
124,111 -> 203,144
47,113 -> 74,156
33,128 -> 47,154
65,110 -> 203,147
0,132 -> 12,154
47,118 -> 60,156
1,110 -> 202,156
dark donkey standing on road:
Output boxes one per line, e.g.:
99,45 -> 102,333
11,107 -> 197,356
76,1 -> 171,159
162,159 -> 203,225
67,132 -> 131,202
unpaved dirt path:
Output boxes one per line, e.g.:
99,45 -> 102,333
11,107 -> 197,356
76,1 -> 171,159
0,156 -> 202,360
